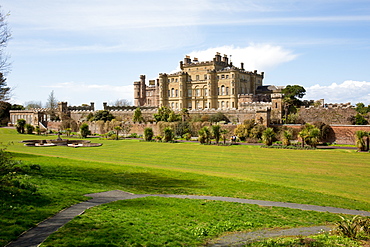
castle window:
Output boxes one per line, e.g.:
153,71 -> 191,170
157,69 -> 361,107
232,88 -> 234,94
175,78 -> 178,82
176,103 -> 178,109
168,79 -> 170,82
226,101 -> 229,108
171,78 -> 174,82
275,102 -> 278,108
204,74 -> 207,80
171,102 -> 174,108
232,74 -> 234,78
175,89 -> 178,97
196,75 -> 199,81
226,87 -> 229,95
188,89 -> 192,97
221,86 -> 225,95
232,102 -> 234,108
221,75 -> 225,79
226,75 -> 229,79
196,88 -> 200,96
221,101 -> 225,108
204,88 -> 208,96
171,88 -> 175,97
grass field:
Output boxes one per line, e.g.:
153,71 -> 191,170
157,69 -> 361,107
1,128 -> 369,246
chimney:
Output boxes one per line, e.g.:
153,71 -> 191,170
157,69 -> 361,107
223,54 -> 228,64
241,62 -> 244,70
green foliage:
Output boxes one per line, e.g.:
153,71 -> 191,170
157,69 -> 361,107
220,129 -> 229,144
198,126 -> 211,144
16,119 -> 26,134
79,123 -> 90,138
282,85 -> 306,122
354,130 -> 369,151
234,120 -> 256,141
353,113 -> 368,125
144,127 -> 154,141
89,110 -> 115,122
162,127 -> 174,142
212,124 -> 221,144
154,106 -> 180,122
282,85 -> 306,102
42,197 -> 340,247
24,123 -> 34,134
209,112 -> 229,123
113,126 -> 122,140
281,129 -> 292,146
335,215 -> 370,240
133,107 -> 144,123
299,123 -> 321,148
262,128 -> 275,146
355,102 -> 370,114
0,146 -> 38,202
183,132 -> 192,141
35,126 -> 41,135
248,234 -> 361,246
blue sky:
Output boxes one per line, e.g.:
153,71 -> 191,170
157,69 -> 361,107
2,0 -> 370,109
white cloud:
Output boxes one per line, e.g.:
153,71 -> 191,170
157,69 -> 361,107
305,80 -> 370,105
186,44 -> 298,72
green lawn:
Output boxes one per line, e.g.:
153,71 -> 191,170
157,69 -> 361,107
1,128 -> 369,246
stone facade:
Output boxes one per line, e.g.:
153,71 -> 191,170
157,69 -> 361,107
134,53 -> 279,109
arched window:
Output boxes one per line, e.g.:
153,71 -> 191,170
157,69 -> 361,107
226,87 -> 229,95
221,101 -> 225,108
171,88 -> 175,97
221,86 -> 225,95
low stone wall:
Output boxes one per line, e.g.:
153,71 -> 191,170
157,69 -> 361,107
272,124 -> 370,145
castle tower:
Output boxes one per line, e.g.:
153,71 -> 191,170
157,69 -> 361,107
134,75 -> 147,106
271,93 -> 284,123
134,80 -> 141,106
158,73 -> 169,107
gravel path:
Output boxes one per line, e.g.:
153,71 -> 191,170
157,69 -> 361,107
6,190 -> 370,247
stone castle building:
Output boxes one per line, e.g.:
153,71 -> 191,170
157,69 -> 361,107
134,53 -> 284,124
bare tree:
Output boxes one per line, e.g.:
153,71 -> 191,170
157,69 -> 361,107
113,99 -> 131,107
45,90 -> 58,109
45,90 -> 59,121
0,6 -> 11,74
24,100 -> 43,109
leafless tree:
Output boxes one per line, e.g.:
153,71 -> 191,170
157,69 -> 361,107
0,6 -> 11,74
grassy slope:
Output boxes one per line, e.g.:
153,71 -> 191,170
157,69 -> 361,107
1,128 -> 369,246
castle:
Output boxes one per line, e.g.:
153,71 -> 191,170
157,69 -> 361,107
134,53 -> 285,124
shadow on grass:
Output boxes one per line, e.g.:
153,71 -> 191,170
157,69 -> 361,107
11,152 -> 204,195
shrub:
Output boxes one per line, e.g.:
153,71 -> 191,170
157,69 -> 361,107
80,123 -> 91,138
16,119 -> 26,134
212,125 -> 221,144
183,132 -> 192,141
162,127 -> 174,142
262,128 -> 275,146
25,123 -> 34,134
281,130 -> 293,146
0,146 -> 38,199
198,126 -> 211,144
335,215 -> 370,240
144,127 -> 154,141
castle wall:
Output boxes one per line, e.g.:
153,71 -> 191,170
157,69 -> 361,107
298,105 -> 356,124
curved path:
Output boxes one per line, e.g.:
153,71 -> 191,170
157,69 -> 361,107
7,190 -> 370,247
